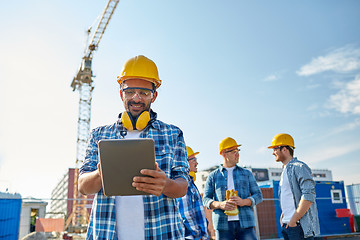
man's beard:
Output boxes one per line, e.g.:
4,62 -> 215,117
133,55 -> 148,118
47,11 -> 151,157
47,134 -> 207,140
127,101 -> 150,118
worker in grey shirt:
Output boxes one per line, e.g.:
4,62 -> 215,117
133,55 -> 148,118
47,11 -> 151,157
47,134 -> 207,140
268,133 -> 320,240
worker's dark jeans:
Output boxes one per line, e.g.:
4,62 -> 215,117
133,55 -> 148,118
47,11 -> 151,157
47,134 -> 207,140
215,221 -> 257,240
281,223 -> 314,240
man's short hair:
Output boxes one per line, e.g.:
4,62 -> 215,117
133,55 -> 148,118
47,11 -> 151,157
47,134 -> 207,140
284,146 -> 294,156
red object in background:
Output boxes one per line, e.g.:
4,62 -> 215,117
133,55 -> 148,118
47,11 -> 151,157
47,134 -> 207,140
336,209 -> 355,232
35,218 -> 64,232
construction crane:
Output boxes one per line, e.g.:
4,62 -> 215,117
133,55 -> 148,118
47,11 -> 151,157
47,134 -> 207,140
67,0 -> 119,232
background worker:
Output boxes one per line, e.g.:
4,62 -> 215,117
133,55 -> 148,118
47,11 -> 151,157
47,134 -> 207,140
203,137 -> 263,240
268,133 -> 320,240
178,146 -> 209,240
78,55 -> 190,239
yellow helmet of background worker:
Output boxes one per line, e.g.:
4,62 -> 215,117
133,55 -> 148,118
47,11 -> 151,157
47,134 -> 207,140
219,137 -> 241,154
268,133 -> 295,149
186,146 -> 199,158
117,55 -> 162,89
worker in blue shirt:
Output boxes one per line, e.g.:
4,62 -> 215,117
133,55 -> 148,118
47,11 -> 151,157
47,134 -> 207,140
178,146 -> 209,240
203,137 -> 263,240
268,133 -> 320,240
78,55 -> 190,239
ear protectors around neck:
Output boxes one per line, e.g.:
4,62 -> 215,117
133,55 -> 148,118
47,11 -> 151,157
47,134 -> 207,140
189,171 -> 196,181
121,111 -> 150,131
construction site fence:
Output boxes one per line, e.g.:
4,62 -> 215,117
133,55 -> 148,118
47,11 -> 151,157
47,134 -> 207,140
1,196 -> 360,240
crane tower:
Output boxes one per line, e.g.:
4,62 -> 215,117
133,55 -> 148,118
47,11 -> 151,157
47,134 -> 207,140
68,0 -> 119,231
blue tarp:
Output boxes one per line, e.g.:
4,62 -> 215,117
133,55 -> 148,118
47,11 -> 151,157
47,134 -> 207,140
0,194 -> 22,240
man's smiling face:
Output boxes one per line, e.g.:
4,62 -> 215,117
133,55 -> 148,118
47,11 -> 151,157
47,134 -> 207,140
120,79 -> 157,118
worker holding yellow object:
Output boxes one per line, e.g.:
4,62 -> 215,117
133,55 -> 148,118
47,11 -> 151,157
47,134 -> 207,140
203,137 -> 263,240
224,189 -> 239,216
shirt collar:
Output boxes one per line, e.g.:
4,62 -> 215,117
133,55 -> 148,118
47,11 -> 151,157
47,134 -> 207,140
283,157 -> 297,168
288,157 -> 297,164
219,164 -> 240,172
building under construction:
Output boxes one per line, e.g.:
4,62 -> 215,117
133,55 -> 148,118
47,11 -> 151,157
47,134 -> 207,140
49,168 -> 94,233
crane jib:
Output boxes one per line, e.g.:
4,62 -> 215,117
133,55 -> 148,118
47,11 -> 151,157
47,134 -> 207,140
67,0 -> 119,232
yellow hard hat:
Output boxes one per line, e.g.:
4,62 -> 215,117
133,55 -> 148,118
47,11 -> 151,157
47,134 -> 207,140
117,55 -> 162,89
268,133 -> 295,149
219,137 -> 241,154
186,146 -> 199,158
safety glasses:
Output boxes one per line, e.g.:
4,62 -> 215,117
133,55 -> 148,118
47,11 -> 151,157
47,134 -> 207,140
225,148 -> 240,154
121,87 -> 154,100
188,157 -> 197,162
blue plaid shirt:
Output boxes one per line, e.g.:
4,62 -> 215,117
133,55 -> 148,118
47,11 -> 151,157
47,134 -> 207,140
79,112 -> 190,239
280,157 -> 320,237
202,165 -> 263,231
178,176 -> 209,240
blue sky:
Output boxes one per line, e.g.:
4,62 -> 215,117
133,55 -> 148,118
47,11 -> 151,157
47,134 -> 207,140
0,0 -> 359,199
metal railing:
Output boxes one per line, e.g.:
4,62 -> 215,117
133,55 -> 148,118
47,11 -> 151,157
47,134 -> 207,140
1,196 -> 360,239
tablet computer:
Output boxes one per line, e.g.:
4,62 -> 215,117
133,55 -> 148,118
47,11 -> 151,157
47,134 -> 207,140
98,138 -> 156,196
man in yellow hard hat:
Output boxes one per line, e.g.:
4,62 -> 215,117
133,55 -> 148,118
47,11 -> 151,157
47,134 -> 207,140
203,137 -> 263,240
78,55 -> 190,239
178,146 -> 209,240
268,133 -> 320,240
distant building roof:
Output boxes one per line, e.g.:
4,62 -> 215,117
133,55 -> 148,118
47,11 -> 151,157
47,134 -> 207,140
22,197 -> 48,205
0,191 -> 21,199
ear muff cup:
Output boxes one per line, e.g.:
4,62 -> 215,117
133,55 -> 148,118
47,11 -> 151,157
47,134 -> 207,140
121,111 -> 134,131
136,111 -> 150,130
189,171 -> 196,181
121,111 -> 150,131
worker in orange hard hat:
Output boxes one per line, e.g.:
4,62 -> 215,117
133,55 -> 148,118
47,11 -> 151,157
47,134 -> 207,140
78,55 -> 190,239
178,146 -> 209,239
202,137 -> 263,240
268,133 -> 320,240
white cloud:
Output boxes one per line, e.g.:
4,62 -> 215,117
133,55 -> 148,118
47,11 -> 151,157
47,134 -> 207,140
297,45 -> 360,76
327,75 -> 360,115
263,70 -> 287,82
306,83 -> 321,89
263,74 -> 278,82
322,118 -> 360,139
302,141 -> 360,164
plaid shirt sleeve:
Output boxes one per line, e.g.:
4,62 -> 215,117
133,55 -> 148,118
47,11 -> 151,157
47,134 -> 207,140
246,169 -> 263,206
235,167 -> 263,228
80,124 -> 118,175
203,168 -> 231,231
148,121 -> 190,181
143,120 -> 190,239
203,170 -> 216,209
79,124 -> 119,239
178,181 -> 209,240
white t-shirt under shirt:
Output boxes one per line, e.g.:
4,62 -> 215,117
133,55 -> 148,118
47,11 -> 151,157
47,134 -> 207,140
225,166 -> 239,221
115,130 -> 145,239
279,164 -> 296,224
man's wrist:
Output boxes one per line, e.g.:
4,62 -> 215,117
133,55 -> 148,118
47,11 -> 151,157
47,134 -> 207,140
290,213 -> 300,224
210,201 -> 220,210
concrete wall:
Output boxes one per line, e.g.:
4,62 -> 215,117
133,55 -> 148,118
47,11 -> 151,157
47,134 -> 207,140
19,199 -> 47,239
